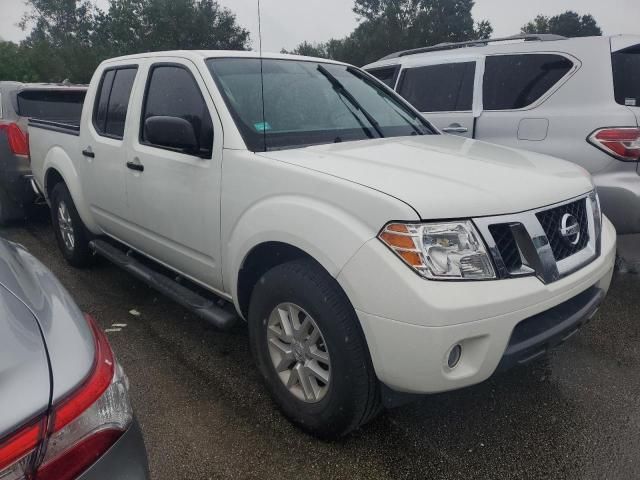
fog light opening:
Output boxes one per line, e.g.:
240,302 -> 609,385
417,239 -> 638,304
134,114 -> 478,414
447,344 -> 462,369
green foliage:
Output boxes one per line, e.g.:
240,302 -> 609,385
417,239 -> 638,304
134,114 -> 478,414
521,11 -> 602,37
4,0 -> 251,83
285,0 -> 492,66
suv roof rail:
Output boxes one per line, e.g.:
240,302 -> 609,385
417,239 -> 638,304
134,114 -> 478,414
379,34 -> 568,61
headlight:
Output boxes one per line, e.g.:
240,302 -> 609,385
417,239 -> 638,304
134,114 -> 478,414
378,221 -> 496,280
589,190 -> 602,240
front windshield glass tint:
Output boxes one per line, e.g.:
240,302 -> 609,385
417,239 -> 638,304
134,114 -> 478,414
206,58 -> 434,151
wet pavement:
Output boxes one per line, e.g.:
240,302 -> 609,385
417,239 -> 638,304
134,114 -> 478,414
2,214 -> 639,480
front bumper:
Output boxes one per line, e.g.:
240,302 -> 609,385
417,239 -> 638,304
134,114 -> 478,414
77,418 -> 150,480
337,216 -> 616,394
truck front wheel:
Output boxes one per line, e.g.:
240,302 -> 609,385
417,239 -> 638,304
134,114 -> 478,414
50,183 -> 93,267
248,258 -> 382,438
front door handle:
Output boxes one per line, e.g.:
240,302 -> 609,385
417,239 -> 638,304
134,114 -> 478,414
442,124 -> 469,134
126,161 -> 144,172
82,148 -> 95,158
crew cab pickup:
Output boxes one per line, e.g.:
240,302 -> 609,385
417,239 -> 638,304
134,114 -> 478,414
28,51 -> 616,438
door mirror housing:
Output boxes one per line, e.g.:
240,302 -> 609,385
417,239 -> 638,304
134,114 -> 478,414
144,116 -> 199,155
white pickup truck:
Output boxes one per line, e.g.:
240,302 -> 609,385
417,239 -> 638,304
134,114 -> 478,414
29,50 -> 616,438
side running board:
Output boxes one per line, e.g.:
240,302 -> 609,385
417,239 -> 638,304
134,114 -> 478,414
89,239 -> 238,330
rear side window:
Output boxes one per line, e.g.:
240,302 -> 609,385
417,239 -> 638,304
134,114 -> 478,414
612,46 -> 640,107
397,62 -> 475,112
93,67 -> 137,139
141,65 -> 213,158
16,90 -> 86,123
483,54 -> 573,110
366,65 -> 400,88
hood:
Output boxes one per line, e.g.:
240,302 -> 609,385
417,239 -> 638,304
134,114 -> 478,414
0,239 -> 94,405
260,135 -> 594,220
0,284 -> 50,438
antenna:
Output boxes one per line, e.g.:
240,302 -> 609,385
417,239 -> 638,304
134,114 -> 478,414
257,0 -> 267,152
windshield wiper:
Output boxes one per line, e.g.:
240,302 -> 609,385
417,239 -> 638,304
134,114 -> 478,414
317,64 -> 384,138
346,66 -> 431,136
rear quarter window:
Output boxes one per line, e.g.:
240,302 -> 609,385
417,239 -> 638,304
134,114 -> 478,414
16,90 -> 86,122
397,62 -> 475,112
483,54 -> 574,110
612,46 -> 640,107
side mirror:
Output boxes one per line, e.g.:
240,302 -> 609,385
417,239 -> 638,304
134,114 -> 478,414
144,116 -> 199,154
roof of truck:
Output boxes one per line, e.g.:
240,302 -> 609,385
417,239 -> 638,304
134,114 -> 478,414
103,49 -> 348,66
364,34 -> 640,69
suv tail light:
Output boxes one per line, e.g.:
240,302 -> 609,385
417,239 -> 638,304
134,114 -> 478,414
0,122 -> 29,156
0,314 -> 132,480
588,127 -> 640,161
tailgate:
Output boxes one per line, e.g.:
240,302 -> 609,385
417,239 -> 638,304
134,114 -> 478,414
0,284 -> 50,439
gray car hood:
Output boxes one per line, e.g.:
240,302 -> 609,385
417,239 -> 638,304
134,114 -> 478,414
0,240 -> 94,414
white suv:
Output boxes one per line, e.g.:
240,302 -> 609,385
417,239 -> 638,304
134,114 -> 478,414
364,34 -> 640,235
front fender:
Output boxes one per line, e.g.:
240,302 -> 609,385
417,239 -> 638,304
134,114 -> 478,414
44,147 -> 100,233
224,194 -> 401,312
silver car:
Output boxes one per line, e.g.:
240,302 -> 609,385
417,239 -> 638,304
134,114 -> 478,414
0,238 -> 148,479
364,34 -> 640,235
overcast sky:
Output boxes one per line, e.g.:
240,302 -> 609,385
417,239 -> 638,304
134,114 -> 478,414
1,0 -> 638,51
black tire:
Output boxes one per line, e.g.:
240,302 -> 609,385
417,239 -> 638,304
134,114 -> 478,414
248,258 -> 382,439
50,182 -> 93,267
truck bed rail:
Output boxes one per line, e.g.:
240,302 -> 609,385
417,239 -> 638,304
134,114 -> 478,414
28,118 -> 81,136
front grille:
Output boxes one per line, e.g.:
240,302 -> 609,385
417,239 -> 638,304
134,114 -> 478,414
489,224 -> 522,272
536,199 -> 589,261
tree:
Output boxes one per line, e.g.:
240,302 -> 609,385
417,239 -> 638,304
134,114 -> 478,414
0,42 -> 35,81
286,0 -> 492,66
522,11 -> 602,37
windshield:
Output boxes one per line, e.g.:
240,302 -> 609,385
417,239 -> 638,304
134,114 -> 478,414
16,89 -> 86,123
206,58 -> 434,151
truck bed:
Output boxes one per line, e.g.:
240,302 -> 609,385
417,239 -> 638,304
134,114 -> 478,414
28,118 -> 81,136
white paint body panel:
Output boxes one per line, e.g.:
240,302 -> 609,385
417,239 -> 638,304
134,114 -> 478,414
29,50 -> 616,394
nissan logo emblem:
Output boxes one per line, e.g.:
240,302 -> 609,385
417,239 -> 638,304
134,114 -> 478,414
559,213 -> 581,246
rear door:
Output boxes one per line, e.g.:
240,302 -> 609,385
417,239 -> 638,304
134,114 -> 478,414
395,59 -> 478,138
611,39 -> 640,126
80,65 -> 138,239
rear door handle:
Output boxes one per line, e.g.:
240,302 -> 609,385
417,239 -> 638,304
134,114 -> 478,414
126,161 -> 144,172
442,124 -> 469,134
82,149 -> 95,158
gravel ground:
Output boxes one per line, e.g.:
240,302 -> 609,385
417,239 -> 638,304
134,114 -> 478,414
2,213 -> 639,480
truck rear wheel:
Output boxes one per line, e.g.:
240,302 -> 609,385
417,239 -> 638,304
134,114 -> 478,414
248,258 -> 382,438
50,183 -> 93,267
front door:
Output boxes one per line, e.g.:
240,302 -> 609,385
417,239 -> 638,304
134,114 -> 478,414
395,59 -> 479,138
123,58 -> 224,290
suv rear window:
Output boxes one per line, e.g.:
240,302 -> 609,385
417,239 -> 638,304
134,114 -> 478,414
612,46 -> 640,107
483,54 -> 573,110
366,65 -> 400,88
16,90 -> 86,123
397,62 -> 475,112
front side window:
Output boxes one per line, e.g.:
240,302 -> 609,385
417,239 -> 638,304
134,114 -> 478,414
207,58 -> 433,152
397,62 -> 475,112
612,45 -> 640,107
141,65 -> 213,158
483,54 -> 573,110
93,67 -> 137,138
366,65 -> 400,88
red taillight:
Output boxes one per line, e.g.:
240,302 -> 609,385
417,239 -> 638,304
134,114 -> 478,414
0,417 -> 45,473
588,127 -> 640,161
0,314 -> 132,480
51,314 -> 115,432
36,430 -> 122,480
0,122 -> 29,156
